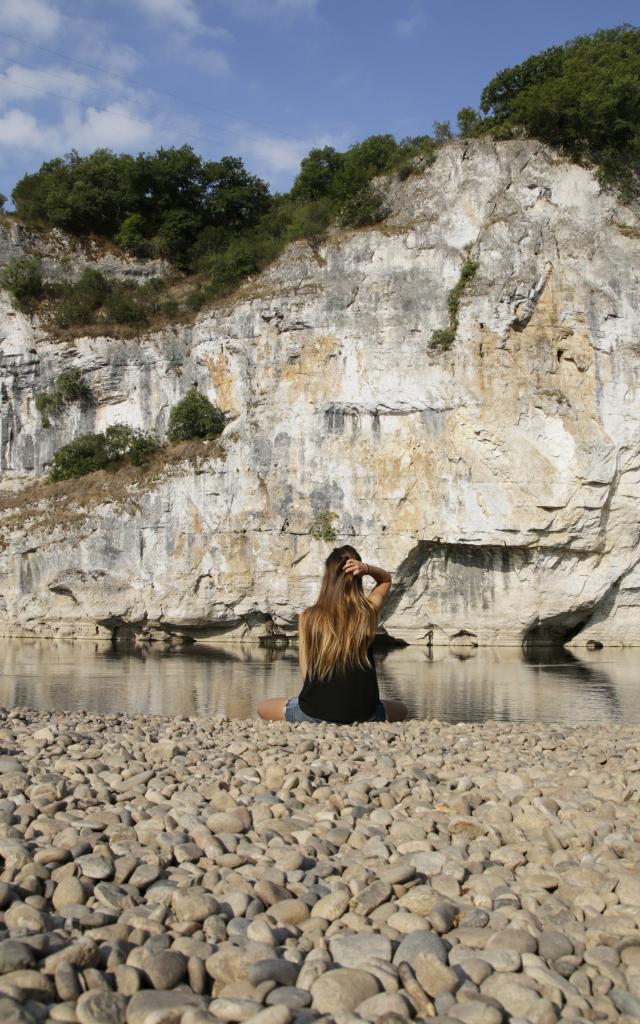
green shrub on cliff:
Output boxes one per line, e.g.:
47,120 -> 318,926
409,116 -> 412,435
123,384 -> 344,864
338,184 -> 389,229
167,388 -> 225,442
49,433 -> 109,480
49,424 -> 159,481
103,424 -> 159,465
431,257 -> 479,351
55,268 -> 111,327
0,256 -> 44,311
103,289 -> 149,326
310,510 -> 339,542
35,368 -> 91,426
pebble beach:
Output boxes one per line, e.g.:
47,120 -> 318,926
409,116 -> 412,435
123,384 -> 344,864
0,709 -> 639,1024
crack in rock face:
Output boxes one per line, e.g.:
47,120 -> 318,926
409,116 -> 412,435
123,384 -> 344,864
1,138 -> 640,646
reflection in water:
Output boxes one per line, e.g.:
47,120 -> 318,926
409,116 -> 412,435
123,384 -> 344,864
0,638 -> 637,724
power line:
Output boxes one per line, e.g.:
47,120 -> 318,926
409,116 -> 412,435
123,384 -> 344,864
0,53 -> 294,149
0,28 -> 305,143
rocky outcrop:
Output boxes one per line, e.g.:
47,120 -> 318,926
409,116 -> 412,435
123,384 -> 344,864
1,138 -> 640,645
0,217 -> 168,284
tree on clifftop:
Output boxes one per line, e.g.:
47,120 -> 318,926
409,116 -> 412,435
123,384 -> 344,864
469,25 -> 640,195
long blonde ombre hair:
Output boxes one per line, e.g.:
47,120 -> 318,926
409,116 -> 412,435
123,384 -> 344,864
299,545 -> 377,681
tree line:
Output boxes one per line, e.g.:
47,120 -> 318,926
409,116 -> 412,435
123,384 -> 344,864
1,25 -> 638,304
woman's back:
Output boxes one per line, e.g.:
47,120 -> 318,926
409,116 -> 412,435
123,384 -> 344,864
298,642 -> 380,724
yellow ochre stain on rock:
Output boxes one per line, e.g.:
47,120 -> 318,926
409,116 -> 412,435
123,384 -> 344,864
201,352 -> 236,413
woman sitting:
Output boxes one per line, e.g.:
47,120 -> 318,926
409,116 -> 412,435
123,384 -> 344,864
257,545 -> 408,724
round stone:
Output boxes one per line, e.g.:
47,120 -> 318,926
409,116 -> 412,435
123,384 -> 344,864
0,941 -> 36,975
75,855 -> 114,881
311,968 -> 380,1013
76,991 -> 127,1024
329,934 -> 392,968
248,959 -> 299,987
265,987 -> 311,1009
126,990 -> 203,1024
140,950 -> 187,990
310,890 -> 350,923
52,877 -> 87,911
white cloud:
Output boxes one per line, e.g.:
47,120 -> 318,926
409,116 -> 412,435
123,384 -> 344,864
217,0 -> 317,17
0,101 -> 156,155
77,37 -> 143,79
0,108 -> 51,148
130,0 -> 231,74
135,0 -> 201,32
0,0 -> 62,39
62,103 -> 155,150
132,0 -> 231,38
179,45 -> 230,76
246,135 -> 308,174
0,64 -> 93,109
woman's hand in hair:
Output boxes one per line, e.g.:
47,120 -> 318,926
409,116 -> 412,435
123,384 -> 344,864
343,558 -> 368,577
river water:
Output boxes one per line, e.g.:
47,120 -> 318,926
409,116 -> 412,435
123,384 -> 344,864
0,639 -> 638,724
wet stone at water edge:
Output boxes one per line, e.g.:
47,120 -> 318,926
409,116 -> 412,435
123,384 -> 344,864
0,709 -> 639,1023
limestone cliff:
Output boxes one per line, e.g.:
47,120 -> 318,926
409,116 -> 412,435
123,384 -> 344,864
1,138 -> 640,646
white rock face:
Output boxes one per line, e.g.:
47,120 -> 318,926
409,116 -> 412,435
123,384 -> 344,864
1,138 -> 640,646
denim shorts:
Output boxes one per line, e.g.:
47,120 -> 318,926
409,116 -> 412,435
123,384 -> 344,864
284,696 -> 386,724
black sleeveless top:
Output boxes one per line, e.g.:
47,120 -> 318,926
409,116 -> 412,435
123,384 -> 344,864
298,644 -> 380,724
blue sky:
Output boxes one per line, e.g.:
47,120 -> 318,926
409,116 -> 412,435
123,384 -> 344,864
0,0 -> 637,204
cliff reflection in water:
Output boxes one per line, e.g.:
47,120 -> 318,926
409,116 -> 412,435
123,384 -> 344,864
0,639 -> 637,724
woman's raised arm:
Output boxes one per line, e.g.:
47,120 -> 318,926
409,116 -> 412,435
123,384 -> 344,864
343,559 -> 392,612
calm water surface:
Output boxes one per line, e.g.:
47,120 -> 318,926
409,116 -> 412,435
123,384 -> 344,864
0,639 -> 638,724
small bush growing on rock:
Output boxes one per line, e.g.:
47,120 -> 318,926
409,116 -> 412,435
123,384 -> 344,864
284,197 -> 333,245
431,256 -> 479,351
160,297 -> 180,317
35,368 -> 91,426
49,423 -> 159,480
103,290 -> 148,325
103,424 -> 159,465
168,387 -> 225,442
397,162 -> 414,182
55,268 -> 112,327
338,184 -> 389,229
310,510 -> 339,542
49,433 -> 109,480
55,368 -> 92,405
0,256 -> 44,311
185,287 -> 207,312
55,293 -> 98,328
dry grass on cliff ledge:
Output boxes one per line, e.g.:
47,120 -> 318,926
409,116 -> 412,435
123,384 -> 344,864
0,439 -> 224,538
